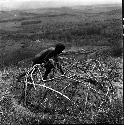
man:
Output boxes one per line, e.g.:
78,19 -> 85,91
17,43 -> 65,81
32,43 -> 65,80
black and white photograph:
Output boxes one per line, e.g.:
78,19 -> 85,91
0,0 -> 123,124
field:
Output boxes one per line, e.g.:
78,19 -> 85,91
0,4 -> 123,124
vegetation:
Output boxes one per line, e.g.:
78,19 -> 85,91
0,51 -> 123,124
0,4 -> 123,124
0,5 -> 122,67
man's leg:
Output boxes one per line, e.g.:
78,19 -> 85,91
43,62 -> 54,80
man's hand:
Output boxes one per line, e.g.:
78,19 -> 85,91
49,58 -> 55,65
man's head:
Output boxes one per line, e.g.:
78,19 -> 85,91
55,43 -> 65,54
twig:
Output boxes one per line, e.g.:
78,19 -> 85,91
84,82 -> 90,113
35,83 -> 71,101
24,80 -> 28,106
62,83 -> 71,92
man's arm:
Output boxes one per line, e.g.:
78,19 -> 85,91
54,57 -> 64,75
57,62 -> 64,75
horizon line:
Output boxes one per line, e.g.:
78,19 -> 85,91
0,2 -> 122,11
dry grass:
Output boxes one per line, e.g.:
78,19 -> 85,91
0,52 -> 123,124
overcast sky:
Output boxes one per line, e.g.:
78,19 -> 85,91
0,0 -> 122,10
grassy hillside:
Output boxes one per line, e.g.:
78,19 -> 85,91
0,4 -> 123,67
0,50 -> 123,124
0,4 -> 123,124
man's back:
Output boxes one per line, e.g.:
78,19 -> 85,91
32,47 -> 55,65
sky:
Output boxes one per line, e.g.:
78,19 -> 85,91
0,0 -> 122,10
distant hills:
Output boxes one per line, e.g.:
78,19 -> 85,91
0,4 -> 122,67
0,0 -> 121,11
0,4 -> 122,22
